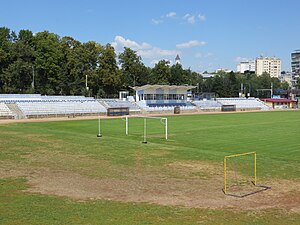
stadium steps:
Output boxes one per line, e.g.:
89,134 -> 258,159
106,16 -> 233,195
98,100 -> 110,109
256,98 -> 272,110
6,103 -> 26,119
191,104 -> 202,111
131,101 -> 145,113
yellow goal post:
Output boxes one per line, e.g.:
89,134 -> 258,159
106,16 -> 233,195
223,152 -> 256,194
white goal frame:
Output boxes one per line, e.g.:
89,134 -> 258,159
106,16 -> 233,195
122,116 -> 168,143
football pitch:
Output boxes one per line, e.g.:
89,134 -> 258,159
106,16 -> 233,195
0,111 -> 299,224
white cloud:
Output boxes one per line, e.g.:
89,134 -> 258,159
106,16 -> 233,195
166,12 -> 176,18
153,11 -> 206,25
183,14 -> 191,19
151,18 -> 163,25
138,47 -> 178,58
183,13 -> 206,24
152,12 -> 176,25
111,36 -> 151,51
111,35 -> 179,59
183,14 -> 195,24
198,14 -> 206,21
235,56 -> 249,62
151,59 -> 174,66
176,40 -> 207,49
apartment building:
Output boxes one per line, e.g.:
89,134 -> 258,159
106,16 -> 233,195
291,50 -> 300,76
237,60 -> 256,73
255,57 -> 281,78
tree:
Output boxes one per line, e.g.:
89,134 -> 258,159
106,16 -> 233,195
34,31 -> 63,94
296,77 -> 300,89
0,27 -> 15,91
212,74 -> 224,97
2,60 -> 34,93
227,71 -> 239,97
281,81 -> 290,90
4,26 -> 295,98
59,36 -> 83,95
97,44 -> 121,96
1,29 -> 35,93
271,77 -> 282,90
119,47 -> 147,88
190,71 -> 201,86
208,71 -> 239,97
150,60 -> 171,84
195,74 -> 204,94
257,72 -> 271,89
203,77 -> 214,93
59,39 -> 107,96
169,63 -> 184,85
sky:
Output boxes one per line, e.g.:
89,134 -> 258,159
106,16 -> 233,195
1,0 -> 299,72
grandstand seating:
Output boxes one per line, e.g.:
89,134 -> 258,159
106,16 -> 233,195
147,102 -> 195,107
99,99 -> 140,111
216,98 -> 270,110
40,96 -> 94,101
0,94 -> 107,118
0,94 -> 41,99
17,101 -> 106,116
193,100 -> 222,110
0,94 -> 273,119
0,103 -> 15,118
0,94 -> 42,102
136,101 -> 196,111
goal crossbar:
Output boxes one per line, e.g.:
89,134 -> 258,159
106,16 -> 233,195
122,116 -> 168,141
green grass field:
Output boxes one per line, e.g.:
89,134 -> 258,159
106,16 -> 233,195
0,111 -> 300,224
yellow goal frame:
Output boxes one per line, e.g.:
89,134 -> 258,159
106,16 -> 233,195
223,152 -> 256,194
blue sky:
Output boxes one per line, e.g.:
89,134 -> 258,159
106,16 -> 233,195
1,0 -> 299,72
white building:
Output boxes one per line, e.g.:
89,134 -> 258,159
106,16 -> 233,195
132,84 -> 195,105
255,57 -> 281,78
201,73 -> 215,79
279,72 -> 293,86
175,55 -> 181,64
215,68 -> 232,73
279,72 -> 299,88
237,60 -> 255,73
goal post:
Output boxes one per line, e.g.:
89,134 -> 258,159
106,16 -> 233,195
122,115 -> 168,142
223,152 -> 256,195
96,113 -> 102,138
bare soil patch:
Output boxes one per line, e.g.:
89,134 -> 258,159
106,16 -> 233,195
1,159 -> 298,212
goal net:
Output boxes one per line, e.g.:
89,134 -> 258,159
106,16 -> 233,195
122,116 -> 168,143
223,152 -> 257,197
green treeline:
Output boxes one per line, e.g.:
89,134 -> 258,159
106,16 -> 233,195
0,27 -> 290,97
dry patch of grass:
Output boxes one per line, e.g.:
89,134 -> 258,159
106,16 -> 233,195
2,154 -> 299,212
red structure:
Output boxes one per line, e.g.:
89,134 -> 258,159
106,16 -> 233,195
260,98 -> 297,109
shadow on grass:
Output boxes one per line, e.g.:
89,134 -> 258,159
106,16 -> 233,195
223,183 -> 271,198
